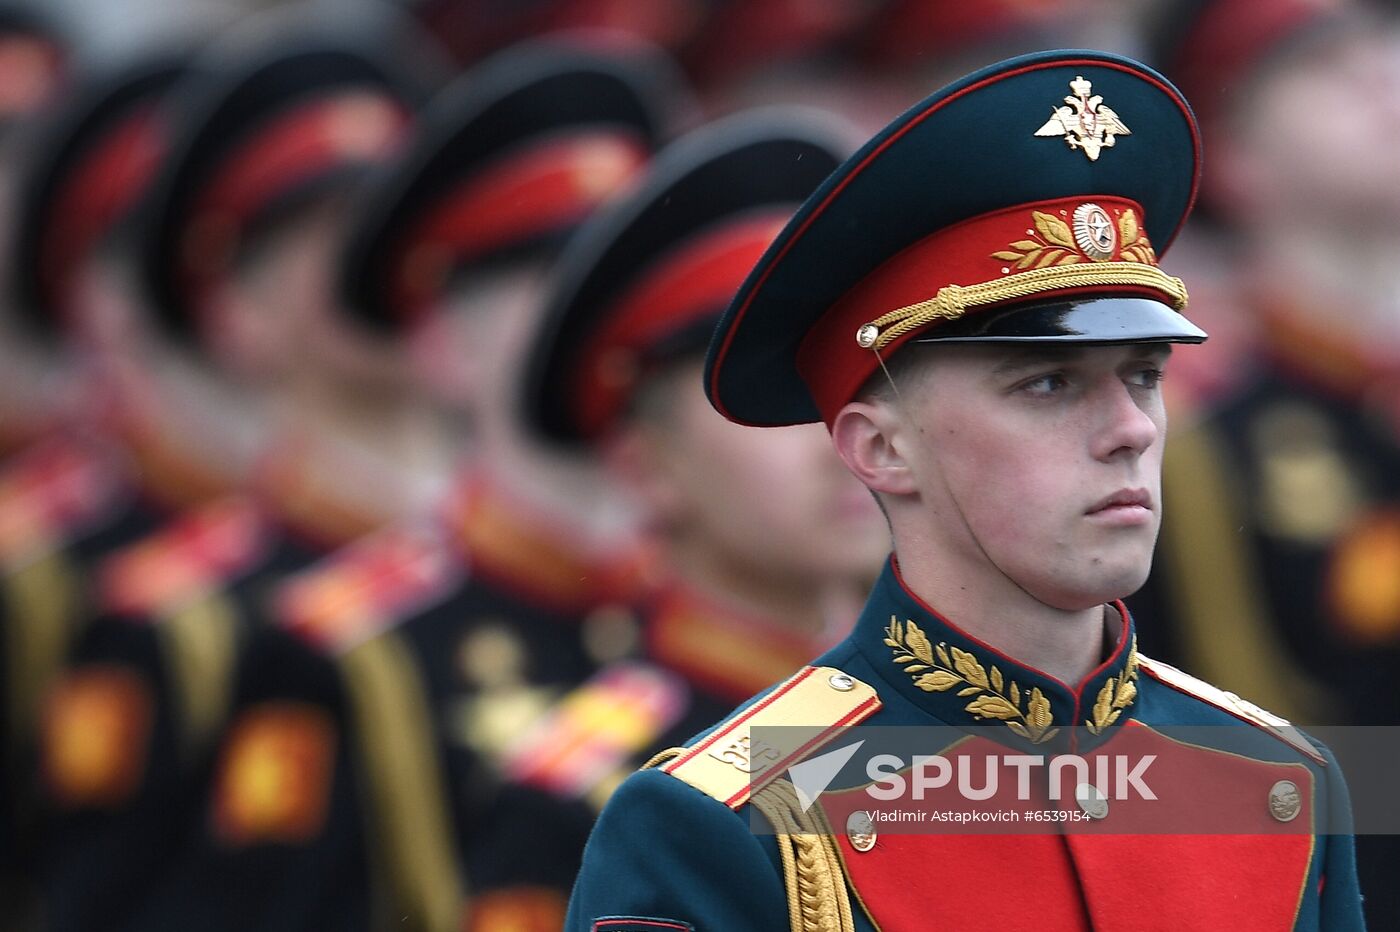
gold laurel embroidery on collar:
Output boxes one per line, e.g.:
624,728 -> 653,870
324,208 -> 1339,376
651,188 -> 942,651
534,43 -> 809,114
884,616 -> 1059,744
1085,635 -> 1140,734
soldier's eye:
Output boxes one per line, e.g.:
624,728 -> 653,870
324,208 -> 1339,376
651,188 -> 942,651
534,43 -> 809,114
1018,372 -> 1068,396
1128,367 -> 1166,389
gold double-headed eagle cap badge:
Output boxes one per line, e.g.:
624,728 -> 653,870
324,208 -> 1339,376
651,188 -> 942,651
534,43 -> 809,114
1035,76 -> 1131,161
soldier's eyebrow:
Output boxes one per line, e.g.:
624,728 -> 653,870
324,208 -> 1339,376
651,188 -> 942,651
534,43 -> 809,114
990,343 -> 1173,377
989,347 -> 1089,376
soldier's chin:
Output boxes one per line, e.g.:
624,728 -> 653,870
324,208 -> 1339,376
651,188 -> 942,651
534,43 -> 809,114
1032,562 -> 1152,613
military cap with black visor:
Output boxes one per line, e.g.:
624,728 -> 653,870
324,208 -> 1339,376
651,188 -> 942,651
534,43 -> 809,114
11,55 -> 187,343
569,51 -> 1367,932
340,34 -> 681,336
705,49 -> 1206,429
140,32 -> 418,347
0,51 -> 191,928
526,109 -> 851,444
474,109 -> 854,924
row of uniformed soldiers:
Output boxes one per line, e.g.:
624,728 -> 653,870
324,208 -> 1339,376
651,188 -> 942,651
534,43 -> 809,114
0,6 -> 894,931
1,0 -> 1399,929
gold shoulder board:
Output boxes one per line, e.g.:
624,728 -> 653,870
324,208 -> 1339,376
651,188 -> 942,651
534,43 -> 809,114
1137,653 -> 1326,765
657,665 -> 881,809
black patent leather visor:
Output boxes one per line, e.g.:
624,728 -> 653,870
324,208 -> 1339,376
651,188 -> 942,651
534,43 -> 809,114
912,296 -> 1207,345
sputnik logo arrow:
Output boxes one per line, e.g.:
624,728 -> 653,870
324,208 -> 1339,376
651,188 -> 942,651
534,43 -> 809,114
787,739 -> 865,812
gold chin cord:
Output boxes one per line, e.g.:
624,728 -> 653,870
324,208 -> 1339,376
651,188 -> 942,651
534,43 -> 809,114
855,262 -> 1190,352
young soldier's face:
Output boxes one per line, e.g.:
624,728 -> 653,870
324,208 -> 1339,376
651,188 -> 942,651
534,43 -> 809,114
631,357 -> 888,589
893,342 -> 1170,611
409,263 -> 543,425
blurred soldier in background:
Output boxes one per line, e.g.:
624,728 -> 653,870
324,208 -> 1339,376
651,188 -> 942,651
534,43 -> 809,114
0,2 -> 72,456
0,2 -> 74,918
1130,0 -> 1400,926
469,110 -> 888,926
27,23 -> 445,932
1,52 -> 193,928
294,37 -> 684,929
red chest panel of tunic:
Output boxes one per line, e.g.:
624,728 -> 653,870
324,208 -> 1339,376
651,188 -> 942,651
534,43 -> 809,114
820,722 -> 1317,931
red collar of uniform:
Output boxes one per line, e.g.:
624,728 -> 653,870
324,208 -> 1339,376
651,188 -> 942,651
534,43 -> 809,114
442,469 -> 626,614
249,432 -> 397,551
1254,282 -> 1400,410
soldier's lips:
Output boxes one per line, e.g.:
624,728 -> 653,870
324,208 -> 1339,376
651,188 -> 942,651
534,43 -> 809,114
1085,488 -> 1153,526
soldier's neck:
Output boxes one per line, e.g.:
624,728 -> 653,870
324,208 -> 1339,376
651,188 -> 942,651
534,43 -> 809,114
665,535 -> 867,641
1253,224 -> 1400,349
139,346 -> 270,484
0,335 -> 81,434
280,371 -> 453,518
465,399 -> 633,539
891,542 -> 1109,688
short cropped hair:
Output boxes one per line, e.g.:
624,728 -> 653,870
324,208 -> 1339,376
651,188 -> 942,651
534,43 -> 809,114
853,342 -> 938,407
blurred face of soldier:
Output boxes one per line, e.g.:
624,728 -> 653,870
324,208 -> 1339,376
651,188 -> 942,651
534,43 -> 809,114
1220,26 -> 1400,223
840,342 -> 1171,612
617,356 -> 888,589
204,194 -> 409,391
406,262 -> 544,431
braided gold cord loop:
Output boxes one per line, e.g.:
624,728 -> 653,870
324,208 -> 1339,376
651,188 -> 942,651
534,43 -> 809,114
751,780 -> 857,932
855,262 -> 1189,350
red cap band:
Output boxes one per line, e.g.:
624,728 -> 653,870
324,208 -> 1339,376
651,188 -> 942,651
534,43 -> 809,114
40,106 -> 167,325
389,130 -> 649,325
796,195 -> 1182,425
570,209 -> 790,438
180,91 -> 409,310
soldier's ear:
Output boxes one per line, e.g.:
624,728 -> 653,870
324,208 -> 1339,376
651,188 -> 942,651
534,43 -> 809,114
830,400 -> 918,497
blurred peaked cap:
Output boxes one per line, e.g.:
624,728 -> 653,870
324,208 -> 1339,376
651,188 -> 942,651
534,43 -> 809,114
338,34 -> 691,335
11,53 -> 192,342
524,108 -> 855,446
1149,0 -> 1356,133
137,34 -> 421,344
704,49 -> 1208,429
0,2 -> 71,123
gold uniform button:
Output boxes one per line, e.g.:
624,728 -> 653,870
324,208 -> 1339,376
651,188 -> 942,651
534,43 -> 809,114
1269,780 -> 1302,822
847,810 -> 876,852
